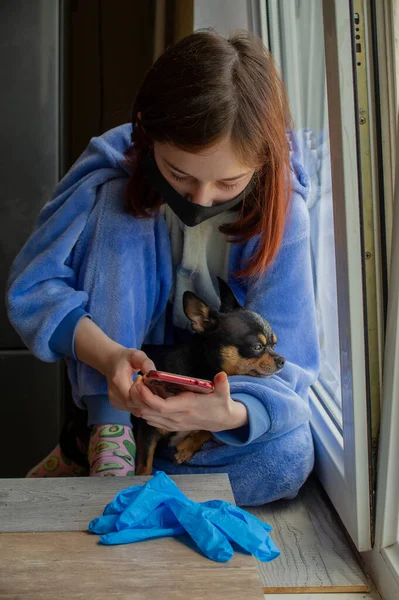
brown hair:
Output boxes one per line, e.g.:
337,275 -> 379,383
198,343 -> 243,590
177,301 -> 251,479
123,29 -> 293,279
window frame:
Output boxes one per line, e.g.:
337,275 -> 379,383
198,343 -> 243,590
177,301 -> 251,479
363,121 -> 399,596
261,0 -> 372,551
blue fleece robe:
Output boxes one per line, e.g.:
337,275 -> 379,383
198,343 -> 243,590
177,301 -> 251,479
6,124 -> 320,506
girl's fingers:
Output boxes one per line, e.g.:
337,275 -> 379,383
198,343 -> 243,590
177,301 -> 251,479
136,383 -> 192,413
127,350 -> 155,374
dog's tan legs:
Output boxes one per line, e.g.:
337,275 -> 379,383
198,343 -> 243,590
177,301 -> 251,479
174,430 -> 212,464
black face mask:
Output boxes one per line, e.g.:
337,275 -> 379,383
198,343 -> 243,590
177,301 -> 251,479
141,152 -> 256,227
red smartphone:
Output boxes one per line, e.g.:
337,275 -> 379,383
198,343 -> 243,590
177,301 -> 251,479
143,370 -> 214,398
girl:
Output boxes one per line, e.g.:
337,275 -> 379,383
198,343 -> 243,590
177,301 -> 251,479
6,29 -> 319,506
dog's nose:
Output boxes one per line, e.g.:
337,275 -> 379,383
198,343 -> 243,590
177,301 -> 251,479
275,356 -> 285,369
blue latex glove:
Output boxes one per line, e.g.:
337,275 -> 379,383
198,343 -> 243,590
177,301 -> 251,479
88,471 -> 280,563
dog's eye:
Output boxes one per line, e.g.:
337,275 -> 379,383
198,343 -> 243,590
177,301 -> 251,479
253,343 -> 264,352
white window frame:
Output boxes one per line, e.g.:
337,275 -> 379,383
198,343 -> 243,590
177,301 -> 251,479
362,0 -> 399,579
261,0 -> 372,551
311,0 -> 382,552
362,125 -> 399,597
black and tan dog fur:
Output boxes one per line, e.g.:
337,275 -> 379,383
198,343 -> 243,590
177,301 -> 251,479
59,279 -> 285,475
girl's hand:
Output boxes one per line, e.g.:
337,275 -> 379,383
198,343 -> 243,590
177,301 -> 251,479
128,372 -> 248,432
105,347 -> 155,412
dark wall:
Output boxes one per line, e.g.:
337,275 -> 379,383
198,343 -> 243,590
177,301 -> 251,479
0,1 -> 66,477
0,0 -> 156,476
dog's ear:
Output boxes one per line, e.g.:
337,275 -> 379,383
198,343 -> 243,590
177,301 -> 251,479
217,277 -> 241,313
183,292 -> 217,333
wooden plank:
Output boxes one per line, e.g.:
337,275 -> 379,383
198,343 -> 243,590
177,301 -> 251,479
246,477 -> 369,592
263,586 -> 369,594
0,531 -> 264,600
265,591 -> 379,599
0,474 -> 234,533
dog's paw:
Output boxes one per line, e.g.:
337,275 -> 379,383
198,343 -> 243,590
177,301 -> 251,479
174,447 -> 194,464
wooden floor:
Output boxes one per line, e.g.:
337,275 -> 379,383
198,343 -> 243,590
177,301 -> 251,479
245,476 -> 370,594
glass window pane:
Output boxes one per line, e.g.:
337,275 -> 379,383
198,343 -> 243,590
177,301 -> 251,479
267,0 -> 342,412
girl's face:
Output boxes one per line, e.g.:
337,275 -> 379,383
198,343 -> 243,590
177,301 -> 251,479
153,137 -> 255,207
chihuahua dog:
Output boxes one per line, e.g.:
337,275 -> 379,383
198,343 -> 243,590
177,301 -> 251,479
58,279 -> 285,475
134,278 -> 285,474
